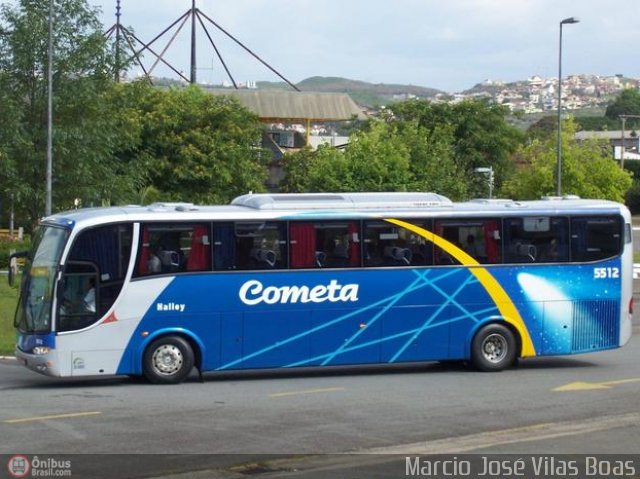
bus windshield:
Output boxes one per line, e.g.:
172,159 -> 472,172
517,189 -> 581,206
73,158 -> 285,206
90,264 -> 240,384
14,225 -> 69,333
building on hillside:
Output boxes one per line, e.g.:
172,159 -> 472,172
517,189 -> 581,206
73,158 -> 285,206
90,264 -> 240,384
207,89 -> 367,190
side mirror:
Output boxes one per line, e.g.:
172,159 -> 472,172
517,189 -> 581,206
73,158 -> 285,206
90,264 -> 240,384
7,250 -> 29,287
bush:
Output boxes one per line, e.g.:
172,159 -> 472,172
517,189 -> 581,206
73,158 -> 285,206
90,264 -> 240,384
625,181 -> 640,215
0,237 -> 30,270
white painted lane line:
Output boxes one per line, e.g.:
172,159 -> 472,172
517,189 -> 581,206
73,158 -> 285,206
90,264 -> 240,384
361,412 -> 640,454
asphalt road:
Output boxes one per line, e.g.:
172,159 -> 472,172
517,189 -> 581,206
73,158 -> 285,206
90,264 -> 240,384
1,331 -> 639,478
2,228 -> 639,478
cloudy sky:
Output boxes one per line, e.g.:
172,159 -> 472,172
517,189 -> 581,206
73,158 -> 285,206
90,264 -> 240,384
86,0 -> 639,92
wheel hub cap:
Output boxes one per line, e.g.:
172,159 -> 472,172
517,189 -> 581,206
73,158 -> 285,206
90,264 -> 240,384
482,333 -> 507,363
152,345 -> 183,375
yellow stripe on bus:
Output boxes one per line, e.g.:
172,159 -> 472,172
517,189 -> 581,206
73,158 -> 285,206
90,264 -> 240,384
385,218 -> 536,357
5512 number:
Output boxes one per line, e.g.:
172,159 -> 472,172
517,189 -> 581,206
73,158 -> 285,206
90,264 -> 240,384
593,267 -> 619,279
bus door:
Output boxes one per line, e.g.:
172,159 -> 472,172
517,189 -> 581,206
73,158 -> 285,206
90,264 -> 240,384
56,224 -> 133,375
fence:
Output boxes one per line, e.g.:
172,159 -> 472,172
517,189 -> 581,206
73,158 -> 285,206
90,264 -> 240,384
0,228 -> 24,240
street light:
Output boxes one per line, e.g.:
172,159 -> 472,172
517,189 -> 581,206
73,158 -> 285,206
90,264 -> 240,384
45,0 -> 54,216
556,16 -> 579,196
474,167 -> 494,199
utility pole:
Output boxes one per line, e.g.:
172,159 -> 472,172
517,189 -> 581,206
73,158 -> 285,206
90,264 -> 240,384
115,0 -> 121,81
190,0 -> 196,83
619,114 -> 640,169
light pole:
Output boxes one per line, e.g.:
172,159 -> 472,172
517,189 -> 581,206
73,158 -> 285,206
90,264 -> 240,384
474,167 -> 494,199
45,0 -> 54,216
556,16 -> 579,196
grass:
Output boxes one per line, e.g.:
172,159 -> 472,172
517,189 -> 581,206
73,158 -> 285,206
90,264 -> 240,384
0,278 -> 18,355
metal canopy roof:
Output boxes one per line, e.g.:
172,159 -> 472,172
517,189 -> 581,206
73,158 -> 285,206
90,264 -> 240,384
208,90 -> 367,121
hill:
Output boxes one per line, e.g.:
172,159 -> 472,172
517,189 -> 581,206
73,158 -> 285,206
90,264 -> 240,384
257,76 -> 443,108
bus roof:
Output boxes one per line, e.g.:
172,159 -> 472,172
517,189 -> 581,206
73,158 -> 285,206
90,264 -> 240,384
42,193 -> 629,230
230,192 -> 453,210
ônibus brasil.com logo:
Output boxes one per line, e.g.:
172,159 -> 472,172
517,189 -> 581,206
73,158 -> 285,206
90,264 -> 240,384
7,455 -> 72,477
7,455 -> 30,478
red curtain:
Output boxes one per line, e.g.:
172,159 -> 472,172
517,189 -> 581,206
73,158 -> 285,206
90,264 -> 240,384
138,227 -> 150,274
348,222 -> 360,267
187,225 -> 211,271
290,223 -> 316,268
483,221 -> 499,263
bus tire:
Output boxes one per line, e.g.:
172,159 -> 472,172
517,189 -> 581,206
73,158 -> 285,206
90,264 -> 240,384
471,323 -> 516,372
143,335 -> 195,384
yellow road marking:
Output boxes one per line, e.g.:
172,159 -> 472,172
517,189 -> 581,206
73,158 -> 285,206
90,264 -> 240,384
4,411 -> 102,424
269,387 -> 345,398
384,218 -> 536,357
553,377 -> 640,391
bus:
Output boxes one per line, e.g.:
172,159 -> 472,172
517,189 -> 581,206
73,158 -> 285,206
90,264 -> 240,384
10,192 -> 633,384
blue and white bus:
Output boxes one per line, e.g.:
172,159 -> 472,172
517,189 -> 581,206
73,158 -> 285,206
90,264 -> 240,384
11,192 -> 633,383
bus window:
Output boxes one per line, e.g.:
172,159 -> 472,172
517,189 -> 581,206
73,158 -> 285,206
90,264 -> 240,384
59,262 -> 99,331
289,221 -> 361,269
59,224 -> 132,332
363,220 -> 432,267
503,217 -> 569,264
136,223 -> 212,276
571,216 -> 622,262
434,219 -> 501,265
215,222 -> 287,270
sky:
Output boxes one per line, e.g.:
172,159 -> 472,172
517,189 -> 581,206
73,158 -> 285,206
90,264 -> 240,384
74,0 -> 640,92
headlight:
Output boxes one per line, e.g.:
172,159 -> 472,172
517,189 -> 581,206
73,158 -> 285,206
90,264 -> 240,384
32,346 -> 51,355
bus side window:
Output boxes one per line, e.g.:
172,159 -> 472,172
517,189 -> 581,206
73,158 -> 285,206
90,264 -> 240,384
363,219 -> 432,267
232,222 -> 288,270
571,216 -> 622,262
314,221 -> 360,268
136,223 -> 212,276
434,219 -> 501,265
59,223 -> 132,331
503,217 -> 568,264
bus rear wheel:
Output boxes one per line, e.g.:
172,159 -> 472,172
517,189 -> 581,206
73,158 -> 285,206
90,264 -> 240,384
143,335 -> 195,384
471,324 -> 516,372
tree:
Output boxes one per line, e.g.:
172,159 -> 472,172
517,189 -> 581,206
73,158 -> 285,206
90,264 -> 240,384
527,115 -> 556,140
0,0 -> 128,228
394,121 -> 468,200
620,155 -> 640,214
108,83 -> 268,203
502,118 -> 632,202
281,121 -> 411,193
340,121 -> 412,192
280,119 -> 469,200
390,99 -> 524,196
605,89 -> 640,127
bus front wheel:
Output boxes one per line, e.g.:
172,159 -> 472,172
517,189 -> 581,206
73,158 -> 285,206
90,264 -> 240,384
471,324 -> 516,372
143,335 -> 195,384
